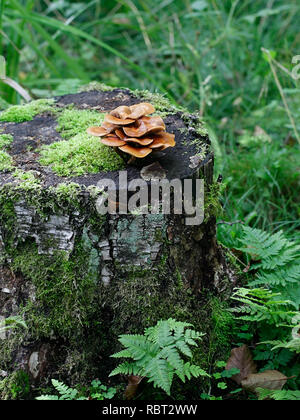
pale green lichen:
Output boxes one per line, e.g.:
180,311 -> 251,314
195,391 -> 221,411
51,182 -> 82,204
11,170 -> 43,198
195,120 -> 208,137
0,150 -> 14,170
0,134 -> 13,149
0,99 -> 55,123
39,132 -> 125,176
12,169 -> 38,182
56,108 -> 105,139
86,185 -> 105,198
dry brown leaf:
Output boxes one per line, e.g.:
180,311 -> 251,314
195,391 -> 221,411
241,370 -> 287,393
124,375 -> 143,400
226,345 -> 257,385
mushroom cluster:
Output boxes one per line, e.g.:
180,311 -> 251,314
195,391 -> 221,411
87,103 -> 175,161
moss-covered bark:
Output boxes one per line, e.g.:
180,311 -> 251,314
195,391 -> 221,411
0,87 -> 235,399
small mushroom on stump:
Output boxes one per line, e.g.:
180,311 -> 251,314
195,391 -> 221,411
87,103 -> 176,164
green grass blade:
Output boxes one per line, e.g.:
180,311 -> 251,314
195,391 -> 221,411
3,15 -> 60,77
8,0 -> 88,81
15,10 -> 175,101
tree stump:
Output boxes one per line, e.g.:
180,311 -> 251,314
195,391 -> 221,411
0,85 -> 234,397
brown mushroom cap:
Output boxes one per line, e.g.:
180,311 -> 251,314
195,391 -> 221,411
119,144 -> 153,158
110,103 -> 155,120
86,102 -> 175,162
87,126 -> 108,137
110,105 -> 132,119
123,116 -> 165,138
102,121 -> 118,133
115,129 -> 154,145
105,114 -> 135,126
151,132 -> 176,148
127,103 -> 155,119
126,137 -> 154,146
148,138 -> 166,149
101,137 -> 126,147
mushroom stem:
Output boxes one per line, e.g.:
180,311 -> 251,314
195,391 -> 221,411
128,156 -> 137,165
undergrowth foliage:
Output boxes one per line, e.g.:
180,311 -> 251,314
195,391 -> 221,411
0,0 -> 299,401
228,226 -> 300,394
37,380 -> 80,401
257,388 -> 300,401
238,226 -> 300,309
36,379 -> 117,401
110,319 -> 209,396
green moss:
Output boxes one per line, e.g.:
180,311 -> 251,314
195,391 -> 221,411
0,133 -> 13,149
208,297 -> 234,358
204,181 -> 223,222
38,107 -> 124,176
181,112 -> 209,154
12,169 -> 41,184
195,118 -> 208,137
0,99 -> 55,123
78,82 -> 184,117
0,177 -> 87,225
12,241 -> 99,339
0,370 -> 30,400
134,89 -> 184,117
56,108 -> 105,139
39,132 -> 125,176
0,192 -> 16,257
100,261 -> 233,399
78,81 -> 115,92
51,182 -> 82,204
0,150 -> 14,170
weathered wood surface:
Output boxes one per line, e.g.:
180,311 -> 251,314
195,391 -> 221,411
0,88 -> 234,393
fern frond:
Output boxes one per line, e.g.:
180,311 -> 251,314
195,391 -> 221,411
110,349 -> 132,359
144,357 -> 173,395
238,226 -> 300,311
175,339 -> 193,358
167,318 -> 193,331
231,288 -> 297,325
109,361 -> 142,377
251,263 -> 300,288
183,362 -> 210,380
257,388 -> 300,401
110,318 -> 208,395
184,329 -> 204,346
156,320 -> 173,347
159,345 -> 184,373
118,334 -> 146,348
51,379 -> 78,400
239,227 -> 288,262
239,226 -> 299,270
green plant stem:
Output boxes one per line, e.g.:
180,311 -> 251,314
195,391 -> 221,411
262,48 -> 300,145
0,1 -> 5,54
